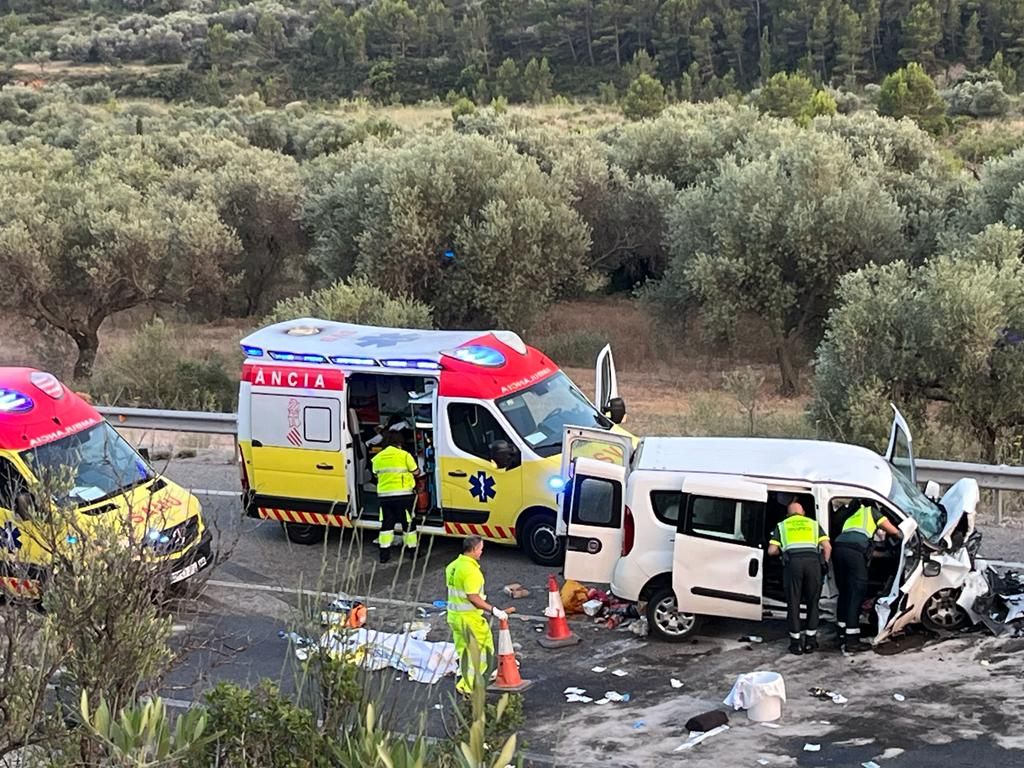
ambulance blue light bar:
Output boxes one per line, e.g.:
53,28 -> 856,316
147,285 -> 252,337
446,346 -> 506,367
268,350 -> 329,364
241,345 -> 264,357
381,359 -> 442,371
0,388 -> 33,414
330,356 -> 379,367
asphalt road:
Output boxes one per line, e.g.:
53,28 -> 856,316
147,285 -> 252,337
155,453 -> 1024,767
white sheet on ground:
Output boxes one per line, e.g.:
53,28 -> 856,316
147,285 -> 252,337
296,627 -> 458,684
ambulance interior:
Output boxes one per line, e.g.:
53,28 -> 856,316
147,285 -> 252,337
347,372 -> 439,522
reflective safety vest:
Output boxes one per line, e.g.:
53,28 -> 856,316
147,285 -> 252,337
372,446 -> 417,497
445,554 -> 485,615
840,505 -> 878,540
772,515 -> 827,554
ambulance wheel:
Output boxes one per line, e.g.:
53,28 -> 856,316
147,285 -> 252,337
521,513 -> 564,567
646,586 -> 701,642
283,522 -> 325,545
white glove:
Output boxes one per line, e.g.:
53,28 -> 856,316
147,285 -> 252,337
491,607 -> 508,621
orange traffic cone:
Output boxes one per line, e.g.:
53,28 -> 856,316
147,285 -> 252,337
488,618 -> 533,692
538,574 -> 581,649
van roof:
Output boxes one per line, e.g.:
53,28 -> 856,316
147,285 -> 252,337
0,367 -> 104,452
635,436 -> 894,495
240,318 -> 528,369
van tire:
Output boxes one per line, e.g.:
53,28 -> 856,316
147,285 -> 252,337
646,585 -> 701,642
920,587 -> 970,633
283,522 -> 326,545
520,513 -> 564,567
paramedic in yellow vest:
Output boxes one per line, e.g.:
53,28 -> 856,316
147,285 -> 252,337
371,431 -> 420,564
833,499 -> 901,653
445,535 -> 515,695
768,495 -> 832,656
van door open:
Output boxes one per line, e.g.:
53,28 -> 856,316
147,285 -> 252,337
673,474 -> 768,621
250,392 -> 349,509
594,345 -> 618,415
558,427 -> 633,536
885,405 -> 916,484
562,457 -> 625,584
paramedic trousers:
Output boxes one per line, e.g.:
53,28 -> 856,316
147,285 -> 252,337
784,552 -> 822,639
833,542 -> 870,637
378,494 -> 417,562
448,612 -> 493,695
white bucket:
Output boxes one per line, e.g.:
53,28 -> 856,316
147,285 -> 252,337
746,671 -> 784,722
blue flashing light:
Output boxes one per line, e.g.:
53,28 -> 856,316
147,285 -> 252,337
330,356 -> 379,367
448,345 -> 506,368
268,350 -> 328,364
0,388 -> 34,414
241,345 -> 264,357
548,476 -> 567,492
147,529 -> 161,542
159,535 -> 170,545
381,359 -> 442,371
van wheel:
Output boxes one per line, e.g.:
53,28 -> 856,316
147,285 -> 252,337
921,588 -> 970,633
646,586 -> 701,642
283,522 -> 326,545
521,514 -> 564,567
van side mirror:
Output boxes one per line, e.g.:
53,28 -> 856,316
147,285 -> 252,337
922,559 -> 941,578
924,480 -> 940,500
14,491 -> 36,519
489,440 -> 521,471
607,397 -> 627,425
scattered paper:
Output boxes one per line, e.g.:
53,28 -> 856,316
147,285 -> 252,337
980,660 -> 991,667
604,691 -> 631,702
862,762 -> 881,768
740,635 -> 764,643
760,722 -> 781,729
591,666 -> 607,673
758,760 -> 770,766
830,693 -> 848,704
673,725 -> 730,752
433,704 -> 442,710
633,720 -> 646,729
893,693 -> 906,702
816,720 -> 832,725
804,744 -> 821,753
564,687 -> 586,695
595,698 -> 610,705
566,694 -> 593,703
612,669 -> 628,677
670,678 -> 684,689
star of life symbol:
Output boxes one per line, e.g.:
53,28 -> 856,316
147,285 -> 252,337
469,472 -> 497,503
355,333 -> 421,348
0,521 -> 22,553
287,398 -> 302,446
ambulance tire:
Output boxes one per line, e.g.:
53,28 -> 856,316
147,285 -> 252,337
283,522 -> 326,545
520,512 -> 564,567
646,585 -> 702,643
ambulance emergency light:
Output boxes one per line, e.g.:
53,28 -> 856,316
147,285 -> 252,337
242,345 -> 264,357
380,359 -> 442,371
445,345 -> 506,367
0,388 -> 33,414
268,351 -> 329,364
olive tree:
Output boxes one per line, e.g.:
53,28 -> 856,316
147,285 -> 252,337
649,127 -> 905,395
303,133 -> 589,330
265,278 -> 433,328
813,224 -> 1024,460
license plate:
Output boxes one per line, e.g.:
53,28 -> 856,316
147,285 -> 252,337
170,556 -> 207,584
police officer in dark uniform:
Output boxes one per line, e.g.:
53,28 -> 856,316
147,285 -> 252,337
768,495 -> 832,655
833,499 -> 901,653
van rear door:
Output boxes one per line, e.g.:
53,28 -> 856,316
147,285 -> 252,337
673,474 -> 768,621
558,427 -> 633,536
562,457 -> 625,584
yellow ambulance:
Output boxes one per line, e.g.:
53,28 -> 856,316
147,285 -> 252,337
0,368 -> 212,596
236,319 -> 628,564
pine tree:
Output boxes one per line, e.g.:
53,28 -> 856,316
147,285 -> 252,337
835,4 -> 865,80
899,1 -> 942,69
808,3 -> 831,81
689,15 -> 716,83
863,0 -> 880,74
943,0 -> 962,60
722,7 -> 747,82
964,11 -> 982,67
758,25 -> 772,83
494,57 -> 521,102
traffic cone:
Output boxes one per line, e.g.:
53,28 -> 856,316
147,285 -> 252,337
488,618 -> 533,692
538,574 -> 581,649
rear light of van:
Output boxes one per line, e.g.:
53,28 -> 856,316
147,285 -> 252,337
622,506 -> 635,557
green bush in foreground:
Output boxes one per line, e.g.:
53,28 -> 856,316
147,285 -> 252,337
265,278 -> 434,329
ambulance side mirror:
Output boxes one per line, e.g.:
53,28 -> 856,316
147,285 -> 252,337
607,397 -> 627,425
489,440 -> 521,471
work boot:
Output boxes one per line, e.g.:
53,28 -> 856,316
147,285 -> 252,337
379,548 -> 391,564
803,636 -> 819,654
840,637 -> 871,654
788,639 -> 804,655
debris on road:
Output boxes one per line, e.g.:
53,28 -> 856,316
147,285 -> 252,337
684,710 -> 728,733
629,617 -> 649,637
725,671 -> 787,722
561,579 -> 590,614
566,693 -> 594,703
670,678 -> 684,689
803,744 -> 821,752
758,759 -> 770,766
809,687 -> 848,704
503,582 -> 530,599
739,635 -> 764,643
862,762 -> 881,768
612,669 -> 628,677
673,725 -> 730,752
604,691 -> 631,702
893,693 -> 906,702
564,687 -> 586,695
591,666 -> 607,673
582,598 -> 604,616
633,720 -> 646,729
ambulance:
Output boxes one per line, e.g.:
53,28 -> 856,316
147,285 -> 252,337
236,318 -> 627,564
0,368 -> 212,596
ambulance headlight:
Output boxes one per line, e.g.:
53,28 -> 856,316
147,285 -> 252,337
548,476 -> 567,492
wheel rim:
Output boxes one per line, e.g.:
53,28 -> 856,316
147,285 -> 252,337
926,589 -> 967,629
653,595 -> 696,637
530,521 -> 558,560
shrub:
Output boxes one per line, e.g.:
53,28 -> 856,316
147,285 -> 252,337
451,96 -> 476,121
621,74 -> 666,120
943,73 -> 1010,117
877,63 -> 947,134
265,278 -> 434,329
755,72 -> 836,126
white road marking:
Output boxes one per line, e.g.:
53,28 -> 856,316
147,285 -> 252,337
189,489 -> 238,497
204,578 -> 550,623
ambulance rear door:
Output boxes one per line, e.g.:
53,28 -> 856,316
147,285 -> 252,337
248,366 -> 351,511
558,426 -> 633,536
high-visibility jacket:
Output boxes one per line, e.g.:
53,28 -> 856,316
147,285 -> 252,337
372,445 -> 417,497
770,514 -> 828,555
445,554 -> 485,617
836,505 -> 880,544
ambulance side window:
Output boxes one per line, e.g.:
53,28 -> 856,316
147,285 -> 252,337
0,458 -> 27,509
448,403 -> 512,461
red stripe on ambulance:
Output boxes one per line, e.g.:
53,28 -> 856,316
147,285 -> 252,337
243,364 -> 344,391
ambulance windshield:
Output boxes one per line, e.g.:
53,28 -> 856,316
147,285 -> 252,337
23,422 -> 154,507
496,372 -> 611,457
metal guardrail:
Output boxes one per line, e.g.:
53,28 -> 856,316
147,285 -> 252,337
98,407 -> 1024,521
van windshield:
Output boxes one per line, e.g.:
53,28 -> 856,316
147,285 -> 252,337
495,372 -> 611,457
887,465 -> 944,540
22,422 -> 153,507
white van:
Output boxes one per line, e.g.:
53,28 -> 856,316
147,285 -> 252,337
557,409 -> 983,644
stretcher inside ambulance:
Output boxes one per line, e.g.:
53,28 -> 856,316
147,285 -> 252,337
0,368 -> 211,596
236,318 -> 628,564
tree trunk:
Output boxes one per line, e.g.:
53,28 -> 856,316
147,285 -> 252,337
72,327 -> 100,380
775,335 -> 800,396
